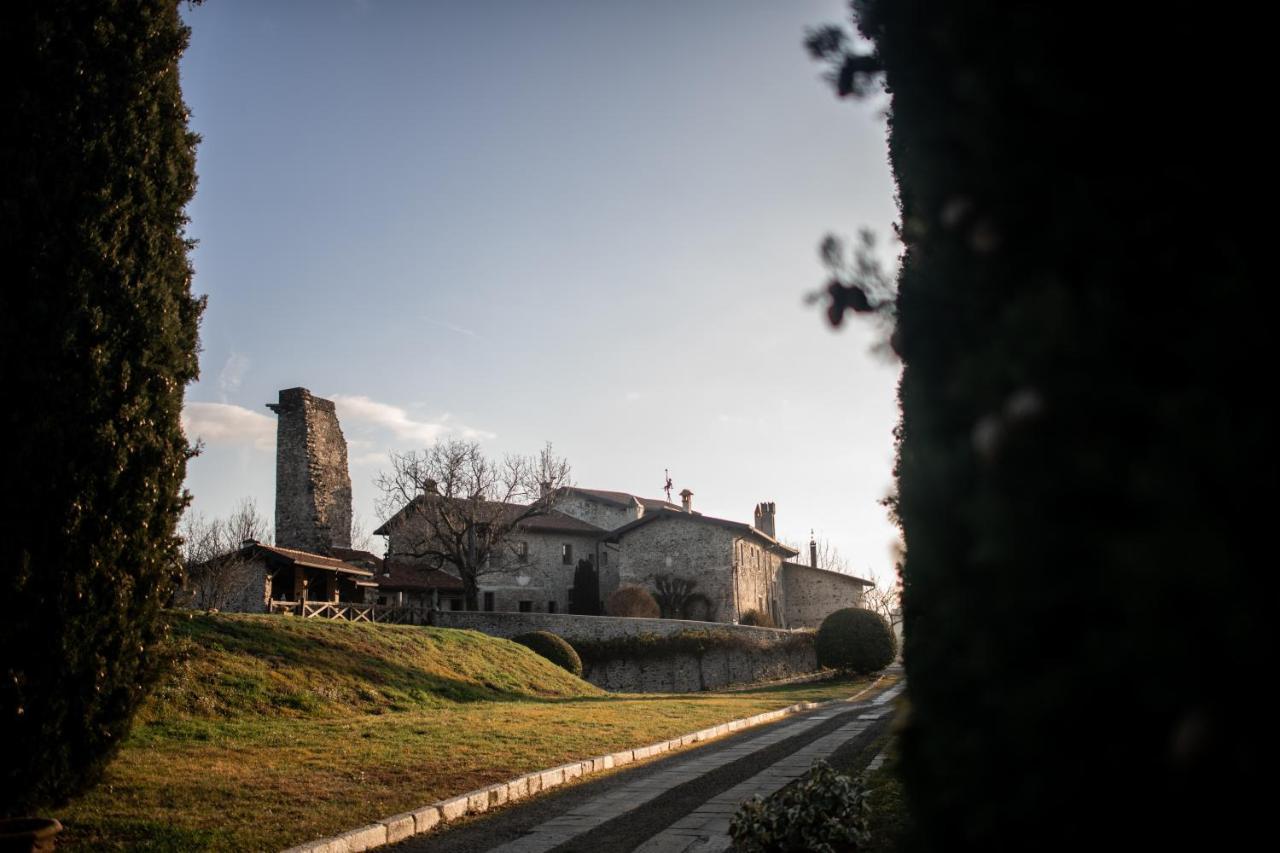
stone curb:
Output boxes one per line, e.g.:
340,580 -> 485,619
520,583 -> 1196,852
280,674 -> 890,853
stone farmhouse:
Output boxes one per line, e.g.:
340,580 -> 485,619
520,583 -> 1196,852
191,387 -> 870,628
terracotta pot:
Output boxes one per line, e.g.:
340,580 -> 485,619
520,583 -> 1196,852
0,818 -> 62,853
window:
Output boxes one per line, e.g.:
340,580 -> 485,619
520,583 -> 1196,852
601,550 -> 608,566
548,601 -> 557,614
517,541 -> 528,563
483,592 -> 495,612
519,600 -> 533,613
562,543 -> 573,564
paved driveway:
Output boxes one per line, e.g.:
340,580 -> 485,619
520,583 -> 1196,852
388,678 -> 905,853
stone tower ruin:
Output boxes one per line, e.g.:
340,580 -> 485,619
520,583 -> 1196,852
266,387 -> 352,555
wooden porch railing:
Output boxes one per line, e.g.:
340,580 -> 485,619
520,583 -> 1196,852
268,599 -> 430,625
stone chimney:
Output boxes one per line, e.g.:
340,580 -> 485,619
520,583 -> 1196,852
809,531 -> 818,568
680,488 -> 694,513
267,387 -> 352,555
753,501 -> 777,538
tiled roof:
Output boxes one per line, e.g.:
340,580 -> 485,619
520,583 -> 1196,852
604,508 -> 800,555
516,512 -> 605,535
249,543 -> 375,577
376,561 -> 465,592
565,487 -> 680,513
781,561 -> 874,586
374,495 -> 602,537
331,547 -> 383,569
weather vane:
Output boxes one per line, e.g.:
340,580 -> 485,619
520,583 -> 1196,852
663,469 -> 673,502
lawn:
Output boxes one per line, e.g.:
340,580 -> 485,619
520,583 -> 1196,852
55,614 -> 885,851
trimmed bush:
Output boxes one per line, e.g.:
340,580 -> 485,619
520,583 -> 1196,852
815,608 -> 895,674
729,760 -> 870,852
0,0 -> 202,815
512,631 -> 583,678
606,585 -> 660,618
739,609 -> 777,628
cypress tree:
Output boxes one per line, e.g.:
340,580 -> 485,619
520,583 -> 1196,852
0,0 -> 203,813
813,2 -> 1267,847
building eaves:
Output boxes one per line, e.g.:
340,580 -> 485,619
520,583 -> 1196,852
603,508 -> 800,555
781,561 -> 875,586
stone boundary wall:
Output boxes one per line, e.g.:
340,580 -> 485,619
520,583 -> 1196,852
427,611 -> 817,693
427,610 -> 795,643
581,643 -> 817,693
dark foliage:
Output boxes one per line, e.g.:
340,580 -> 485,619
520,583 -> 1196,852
0,0 -> 202,814
815,609 -> 894,674
739,608 -> 777,629
571,629 -> 813,666
569,558 -> 600,615
606,585 -> 660,619
652,574 -> 698,619
813,1 -> 1269,848
730,760 -> 870,853
512,631 -> 583,679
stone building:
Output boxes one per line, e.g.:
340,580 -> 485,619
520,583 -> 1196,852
195,385 -> 870,625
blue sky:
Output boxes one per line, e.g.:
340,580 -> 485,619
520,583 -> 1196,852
179,0 -> 901,578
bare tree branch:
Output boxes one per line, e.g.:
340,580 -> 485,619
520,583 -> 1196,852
373,439 -> 572,609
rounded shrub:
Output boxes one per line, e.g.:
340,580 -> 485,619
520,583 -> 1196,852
512,631 -> 583,678
815,608 -> 896,674
606,585 -> 660,618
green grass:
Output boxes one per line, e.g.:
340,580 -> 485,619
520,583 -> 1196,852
56,614 -> 888,851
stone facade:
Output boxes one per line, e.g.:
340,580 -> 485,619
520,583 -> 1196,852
780,561 -> 870,629
604,511 -> 791,625
267,387 -> 352,555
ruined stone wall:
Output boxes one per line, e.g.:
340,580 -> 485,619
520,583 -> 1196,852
614,515 -> 737,622
781,562 -> 867,629
268,387 -> 351,554
555,493 -> 639,532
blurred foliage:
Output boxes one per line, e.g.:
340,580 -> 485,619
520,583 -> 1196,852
0,0 -> 203,814
811,0 -> 1269,848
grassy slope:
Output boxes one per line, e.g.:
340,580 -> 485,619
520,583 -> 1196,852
58,614 -> 881,851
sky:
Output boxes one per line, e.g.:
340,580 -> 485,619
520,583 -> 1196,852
178,0 -> 902,579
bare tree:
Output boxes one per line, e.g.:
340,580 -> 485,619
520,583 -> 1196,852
180,498 -> 271,610
349,512 -> 375,553
783,533 -> 851,574
861,565 -> 903,638
374,439 -> 572,609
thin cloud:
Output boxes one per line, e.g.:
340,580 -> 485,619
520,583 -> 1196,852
182,402 -> 275,451
421,318 -> 480,339
332,395 -> 494,445
217,352 -> 250,401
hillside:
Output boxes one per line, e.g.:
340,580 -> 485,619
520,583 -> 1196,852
142,612 -> 601,721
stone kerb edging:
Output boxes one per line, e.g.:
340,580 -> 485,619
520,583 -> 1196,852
280,674 -> 890,853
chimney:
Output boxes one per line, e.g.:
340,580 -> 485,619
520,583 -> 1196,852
423,478 -> 439,494
809,531 -> 818,568
540,481 -> 551,499
680,488 -> 693,513
753,501 -> 777,538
